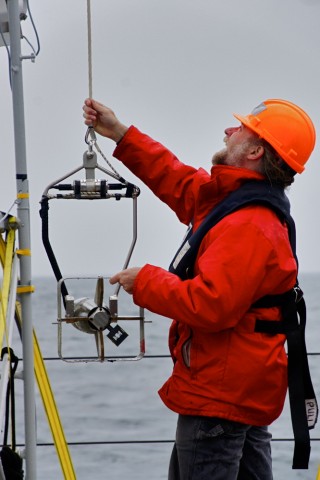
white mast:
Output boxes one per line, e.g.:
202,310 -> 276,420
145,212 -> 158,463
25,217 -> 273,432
6,0 -> 37,477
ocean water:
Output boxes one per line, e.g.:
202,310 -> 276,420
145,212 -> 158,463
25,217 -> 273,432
12,273 -> 320,479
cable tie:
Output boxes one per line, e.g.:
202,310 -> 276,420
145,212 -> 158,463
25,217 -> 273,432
16,285 -> 35,294
16,249 -> 31,256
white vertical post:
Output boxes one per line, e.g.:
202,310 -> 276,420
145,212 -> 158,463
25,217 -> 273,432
7,0 -> 37,477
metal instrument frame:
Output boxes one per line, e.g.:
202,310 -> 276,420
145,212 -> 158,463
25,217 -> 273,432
41,145 -> 146,363
57,276 -> 145,363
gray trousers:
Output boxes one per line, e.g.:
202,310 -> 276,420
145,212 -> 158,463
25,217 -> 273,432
168,414 -> 273,480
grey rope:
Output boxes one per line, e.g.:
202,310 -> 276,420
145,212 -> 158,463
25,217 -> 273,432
86,0 -> 123,181
87,0 -> 93,99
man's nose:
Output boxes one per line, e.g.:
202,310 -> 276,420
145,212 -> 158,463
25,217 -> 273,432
224,126 -> 240,137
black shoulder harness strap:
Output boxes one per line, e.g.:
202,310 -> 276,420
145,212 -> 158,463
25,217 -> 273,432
169,180 -> 295,279
168,180 -> 318,469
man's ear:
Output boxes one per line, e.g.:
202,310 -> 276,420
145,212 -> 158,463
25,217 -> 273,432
247,145 -> 264,161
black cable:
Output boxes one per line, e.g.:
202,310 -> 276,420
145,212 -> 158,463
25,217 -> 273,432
18,355 -> 172,361
10,438 -> 320,448
1,348 -> 19,450
15,352 -> 320,362
39,197 -> 69,301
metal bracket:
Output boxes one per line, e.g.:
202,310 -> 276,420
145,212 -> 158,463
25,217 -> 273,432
0,0 -> 27,47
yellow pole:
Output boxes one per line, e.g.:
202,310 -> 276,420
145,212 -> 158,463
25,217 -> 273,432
15,291 -> 77,479
0,229 -> 76,479
32,326 -> 76,479
0,230 -> 15,349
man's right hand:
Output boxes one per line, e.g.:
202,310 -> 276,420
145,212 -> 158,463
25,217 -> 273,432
83,98 -> 128,143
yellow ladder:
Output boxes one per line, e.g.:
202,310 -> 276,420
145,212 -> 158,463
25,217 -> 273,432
0,220 -> 76,479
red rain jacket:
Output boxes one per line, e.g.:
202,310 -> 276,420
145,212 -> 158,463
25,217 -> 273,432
114,126 -> 297,426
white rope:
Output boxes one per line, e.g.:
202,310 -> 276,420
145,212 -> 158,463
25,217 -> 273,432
95,142 -> 126,180
87,0 -> 122,179
87,0 -> 93,99
0,200 -> 18,226
86,0 -> 124,180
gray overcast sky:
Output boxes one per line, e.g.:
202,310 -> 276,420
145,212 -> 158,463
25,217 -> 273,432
1,0 -> 320,277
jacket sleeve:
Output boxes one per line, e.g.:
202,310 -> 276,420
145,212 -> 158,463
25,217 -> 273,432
132,211 -> 297,332
113,126 -> 210,225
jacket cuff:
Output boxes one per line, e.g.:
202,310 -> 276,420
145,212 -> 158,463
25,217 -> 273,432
113,125 -> 139,155
132,263 -> 153,306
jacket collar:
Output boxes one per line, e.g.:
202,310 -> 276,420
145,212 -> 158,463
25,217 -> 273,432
195,165 -> 266,225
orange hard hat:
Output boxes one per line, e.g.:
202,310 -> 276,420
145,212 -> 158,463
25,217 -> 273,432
233,99 -> 316,173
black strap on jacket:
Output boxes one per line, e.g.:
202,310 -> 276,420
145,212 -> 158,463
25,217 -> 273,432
254,288 -> 318,468
168,180 -> 318,469
169,180 -> 296,279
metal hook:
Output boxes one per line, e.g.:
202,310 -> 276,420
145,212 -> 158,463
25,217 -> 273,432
85,126 -> 97,152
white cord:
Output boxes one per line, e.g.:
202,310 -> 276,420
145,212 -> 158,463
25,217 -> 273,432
86,0 -> 123,180
87,0 -> 93,99
0,200 -> 18,226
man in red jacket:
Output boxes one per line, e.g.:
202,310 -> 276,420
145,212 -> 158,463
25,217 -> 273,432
83,98 -> 315,479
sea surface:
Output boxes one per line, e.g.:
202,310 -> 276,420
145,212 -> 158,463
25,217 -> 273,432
12,273 -> 320,479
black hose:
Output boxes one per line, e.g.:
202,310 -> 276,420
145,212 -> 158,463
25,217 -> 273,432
39,196 -> 68,302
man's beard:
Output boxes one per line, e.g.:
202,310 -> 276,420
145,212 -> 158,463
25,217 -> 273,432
211,142 -> 250,167
212,148 -> 228,166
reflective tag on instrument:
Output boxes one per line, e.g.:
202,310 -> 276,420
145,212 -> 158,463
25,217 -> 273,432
107,325 -> 129,346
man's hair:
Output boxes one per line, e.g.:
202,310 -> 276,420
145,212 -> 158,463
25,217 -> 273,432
252,138 -> 296,188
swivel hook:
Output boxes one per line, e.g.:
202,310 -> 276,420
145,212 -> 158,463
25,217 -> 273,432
85,126 -> 97,154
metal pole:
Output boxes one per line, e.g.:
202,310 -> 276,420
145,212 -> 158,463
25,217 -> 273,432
7,0 -> 37,477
